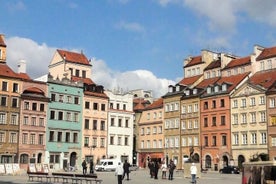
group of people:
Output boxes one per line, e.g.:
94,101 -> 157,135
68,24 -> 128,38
81,159 -> 94,175
115,160 -> 131,184
148,159 -> 176,180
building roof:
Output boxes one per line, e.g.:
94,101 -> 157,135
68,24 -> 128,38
216,72 -> 250,93
71,76 -> 95,85
145,98 -> 163,110
0,63 -> 31,80
204,60 -> 221,71
184,56 -> 203,68
223,56 -> 251,70
256,46 -> 276,61
84,91 -> 108,98
178,75 -> 203,86
249,69 -> 276,89
57,49 -> 91,66
133,98 -> 151,111
196,77 -> 220,89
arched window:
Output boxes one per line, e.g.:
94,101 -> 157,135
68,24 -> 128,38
20,154 -> 29,164
205,155 -> 211,168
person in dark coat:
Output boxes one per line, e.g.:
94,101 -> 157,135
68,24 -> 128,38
82,160 -> 87,175
89,159 -> 94,174
148,160 -> 154,178
154,160 -> 160,179
168,160 -> 176,180
123,160 -> 131,180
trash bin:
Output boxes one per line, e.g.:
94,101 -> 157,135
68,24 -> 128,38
214,164 -> 218,171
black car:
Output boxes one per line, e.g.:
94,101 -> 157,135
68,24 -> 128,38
219,166 -> 240,174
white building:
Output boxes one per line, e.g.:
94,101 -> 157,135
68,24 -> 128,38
105,89 -> 134,163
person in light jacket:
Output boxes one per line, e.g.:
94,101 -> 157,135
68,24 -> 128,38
190,163 -> 197,183
115,162 -> 124,184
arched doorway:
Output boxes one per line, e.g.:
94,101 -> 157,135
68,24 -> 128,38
238,155 -> 245,168
70,152 -> 77,167
37,153 -> 42,163
205,155 -> 211,168
193,153 -> 200,163
222,155 -> 229,167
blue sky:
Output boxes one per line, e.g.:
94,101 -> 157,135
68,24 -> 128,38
1,0 -> 276,97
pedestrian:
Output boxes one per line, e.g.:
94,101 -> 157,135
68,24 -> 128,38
148,160 -> 154,178
161,161 -> 167,179
82,160 -> 87,175
123,160 -> 131,180
154,160 -> 160,179
115,162 -> 124,184
168,160 -> 176,180
190,162 -> 197,183
89,159 -> 94,174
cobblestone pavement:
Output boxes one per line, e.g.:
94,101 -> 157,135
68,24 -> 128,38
0,168 -> 242,184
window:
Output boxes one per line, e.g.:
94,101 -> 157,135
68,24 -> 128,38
76,69 -> 80,77
125,119 -> 129,128
194,119 -> 199,128
204,102 -> 208,109
20,154 -> 29,164
57,132 -> 62,142
260,111 -> 266,122
73,133 -> 78,143
51,94 -> 56,101
212,100 -> 216,108
118,137 -> 122,145
221,116 -> 226,125
222,135 -> 227,146
10,132 -> 17,143
38,134 -> 44,145
250,112 -> 256,123
73,113 -> 78,122
146,127 -> 150,135
2,81 -> 7,91
260,132 -> 267,144
84,119 -> 89,129
23,116 -> 28,125
12,98 -> 18,108
233,114 -> 238,125
40,104 -> 45,111
188,120 -> 193,129
30,134 -> 35,144
124,137 -> 128,146
194,104 -> 199,112
204,136 -> 208,146
74,97 -> 79,104
111,118 -> 115,126
270,98 -> 276,108
38,118 -> 44,126
212,136 -> 217,146
49,131 -> 54,141
50,154 -> 60,164
93,120 -> 97,130
59,95 -> 64,102
204,117 -> 208,127
0,113 -> 6,124
251,133 -> 257,144
58,111 -> 63,120
1,96 -> 7,106
93,103 -> 98,110
32,103 -> 37,111
233,100 -> 238,108
153,126 -> 157,134
212,117 -> 216,126
241,113 -> 247,124
100,138 -> 105,147
13,82 -> 19,92
31,117 -> 36,126
123,104 -> 126,110
10,114 -> 18,125
272,137 -> 276,147
22,133 -> 28,144
0,132 -> 5,143
260,61 -> 264,70
233,134 -> 239,145
242,133 -> 247,144
100,121 -> 105,130
116,103 -> 119,109
82,70 -> 86,78
66,96 -> 71,103
188,105 -> 192,113
24,102 -> 29,110
101,104 -> 106,111
220,99 -> 225,107
250,97 -> 256,106
110,136 -> 114,145
85,101 -> 90,109
65,132 -> 70,142
241,99 -> 246,108
118,119 -> 122,127
259,96 -> 265,105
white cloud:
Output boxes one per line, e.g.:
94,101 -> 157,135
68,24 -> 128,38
115,21 -> 145,33
6,36 -> 173,98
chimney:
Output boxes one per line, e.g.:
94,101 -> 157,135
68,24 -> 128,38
18,59 -> 26,73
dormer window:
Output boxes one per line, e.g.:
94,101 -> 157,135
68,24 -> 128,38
214,86 -> 219,93
168,86 -> 173,93
193,89 -> 198,94
207,87 -> 211,94
185,90 -> 190,96
176,85 -> 180,92
222,84 -> 227,91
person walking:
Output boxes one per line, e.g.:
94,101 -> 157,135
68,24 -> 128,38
161,161 -> 167,179
190,162 -> 197,183
148,160 -> 154,178
82,160 -> 87,175
89,159 -> 94,174
123,160 -> 130,180
168,160 -> 176,180
115,162 -> 124,184
154,160 -> 160,179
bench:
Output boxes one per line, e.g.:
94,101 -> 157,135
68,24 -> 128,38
27,171 -> 49,182
51,172 -> 102,184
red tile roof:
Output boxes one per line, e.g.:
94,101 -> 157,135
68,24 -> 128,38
145,98 -> 163,110
196,77 -> 220,88
217,72 -> 250,92
71,76 -> 95,85
0,63 -> 30,80
84,91 -> 108,98
133,98 -> 151,111
178,75 -> 203,86
184,56 -> 203,67
249,69 -> 276,89
57,49 -> 91,66
204,60 -> 221,71
24,87 -> 44,94
256,46 -> 276,61
223,56 -> 251,69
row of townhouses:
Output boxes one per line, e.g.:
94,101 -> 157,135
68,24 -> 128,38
0,34 -> 276,172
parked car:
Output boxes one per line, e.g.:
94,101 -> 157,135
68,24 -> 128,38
219,166 -> 240,174
129,164 -> 139,171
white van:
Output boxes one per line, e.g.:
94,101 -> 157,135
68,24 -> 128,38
95,159 -> 121,171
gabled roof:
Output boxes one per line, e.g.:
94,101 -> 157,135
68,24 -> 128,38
223,56 -> 251,70
71,76 -> 95,85
57,49 -> 91,66
249,69 -> 276,89
184,56 -> 203,68
204,60 -> 221,71
256,46 -> 276,61
133,98 -> 151,111
145,98 -> 163,110
196,77 -> 220,89
0,63 -> 31,80
178,75 -> 203,86
216,72 -> 250,93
